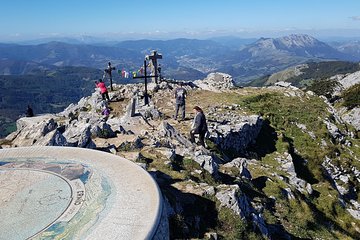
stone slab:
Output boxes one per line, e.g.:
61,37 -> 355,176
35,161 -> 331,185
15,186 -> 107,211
0,146 -> 162,240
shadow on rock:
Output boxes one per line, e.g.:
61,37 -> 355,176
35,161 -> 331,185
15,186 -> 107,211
246,119 -> 278,159
151,171 -> 218,239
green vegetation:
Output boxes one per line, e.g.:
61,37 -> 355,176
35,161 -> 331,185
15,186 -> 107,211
234,91 -> 360,239
163,88 -> 360,238
342,83 -> 360,109
248,61 -> 360,88
287,61 -> 360,87
0,117 -> 17,138
216,206 -> 264,240
306,78 -> 340,98
245,75 -> 270,87
0,66 -> 103,138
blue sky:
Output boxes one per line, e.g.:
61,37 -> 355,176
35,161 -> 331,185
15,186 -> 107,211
1,0 -> 360,41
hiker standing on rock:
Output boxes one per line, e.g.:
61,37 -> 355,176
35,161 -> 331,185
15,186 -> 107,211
174,82 -> 187,121
95,79 -> 110,101
190,106 -> 208,147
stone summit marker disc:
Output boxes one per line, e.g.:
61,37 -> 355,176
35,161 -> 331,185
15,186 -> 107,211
0,147 -> 164,240
0,169 -> 73,239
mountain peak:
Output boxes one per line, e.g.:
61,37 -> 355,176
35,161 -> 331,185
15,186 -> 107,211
278,34 -> 319,48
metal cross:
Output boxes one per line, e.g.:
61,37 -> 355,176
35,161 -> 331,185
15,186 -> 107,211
146,50 -> 162,84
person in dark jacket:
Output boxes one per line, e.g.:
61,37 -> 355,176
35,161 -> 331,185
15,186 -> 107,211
190,106 -> 208,147
25,105 -> 34,117
174,83 -> 187,120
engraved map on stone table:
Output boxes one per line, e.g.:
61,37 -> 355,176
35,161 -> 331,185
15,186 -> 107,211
0,159 -> 111,240
0,169 -> 72,240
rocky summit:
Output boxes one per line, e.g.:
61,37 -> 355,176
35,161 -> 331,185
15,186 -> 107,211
1,72 -> 360,239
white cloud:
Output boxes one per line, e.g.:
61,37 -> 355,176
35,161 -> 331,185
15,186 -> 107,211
350,16 -> 360,21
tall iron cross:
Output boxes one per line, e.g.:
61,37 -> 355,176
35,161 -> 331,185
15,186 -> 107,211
132,60 -> 157,106
146,50 -> 162,84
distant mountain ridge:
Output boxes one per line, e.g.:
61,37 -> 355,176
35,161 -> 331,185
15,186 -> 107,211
0,34 -> 358,83
247,61 -> 360,87
330,40 -> 360,59
217,34 -> 358,82
252,34 -> 349,59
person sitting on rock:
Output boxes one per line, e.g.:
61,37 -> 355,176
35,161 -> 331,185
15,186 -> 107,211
190,106 -> 208,147
174,82 -> 187,121
25,105 -> 34,117
95,79 -> 110,101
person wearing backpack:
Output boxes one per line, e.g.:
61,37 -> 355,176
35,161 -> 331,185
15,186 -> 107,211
174,82 -> 187,121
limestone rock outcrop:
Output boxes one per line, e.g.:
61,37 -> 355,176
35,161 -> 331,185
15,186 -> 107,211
194,72 -> 235,91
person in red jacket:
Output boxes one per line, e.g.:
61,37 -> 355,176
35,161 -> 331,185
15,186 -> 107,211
95,79 -> 110,101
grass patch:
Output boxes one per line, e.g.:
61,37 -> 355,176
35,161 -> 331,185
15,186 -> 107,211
342,83 -> 360,109
216,204 -> 264,240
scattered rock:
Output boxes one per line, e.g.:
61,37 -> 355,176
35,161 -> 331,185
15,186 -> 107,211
158,121 -> 193,148
194,72 -> 235,92
208,115 -> 263,156
223,157 -> 252,179
215,184 -> 251,219
274,81 -> 292,88
91,122 -> 117,138
341,107 -> 360,131
193,152 -> 219,176
157,148 -> 176,161
205,232 -> 218,240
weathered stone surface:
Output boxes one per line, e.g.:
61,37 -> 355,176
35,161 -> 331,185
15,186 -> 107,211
78,127 -> 96,149
172,180 -> 215,197
347,200 -> 360,220
341,107 -> 360,131
90,122 -> 117,139
275,153 -> 313,195
274,81 -> 292,88
215,184 -> 251,219
9,115 -> 66,147
40,118 -> 58,136
118,137 -> 144,151
138,104 -> 162,120
194,72 -> 235,92
215,184 -> 270,238
281,188 -> 295,200
207,115 -> 263,156
324,119 -> 344,142
193,152 -> 219,175
322,156 -> 360,199
223,158 -> 252,179
157,148 -> 176,161
35,129 -> 68,147
158,121 -> 193,148
204,232 -> 218,240
338,70 -> 360,90
62,123 -> 96,149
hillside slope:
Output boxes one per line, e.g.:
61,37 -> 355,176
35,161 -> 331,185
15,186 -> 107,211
248,61 -> 360,87
0,66 -> 105,137
2,74 -> 360,239
0,34 -> 356,83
